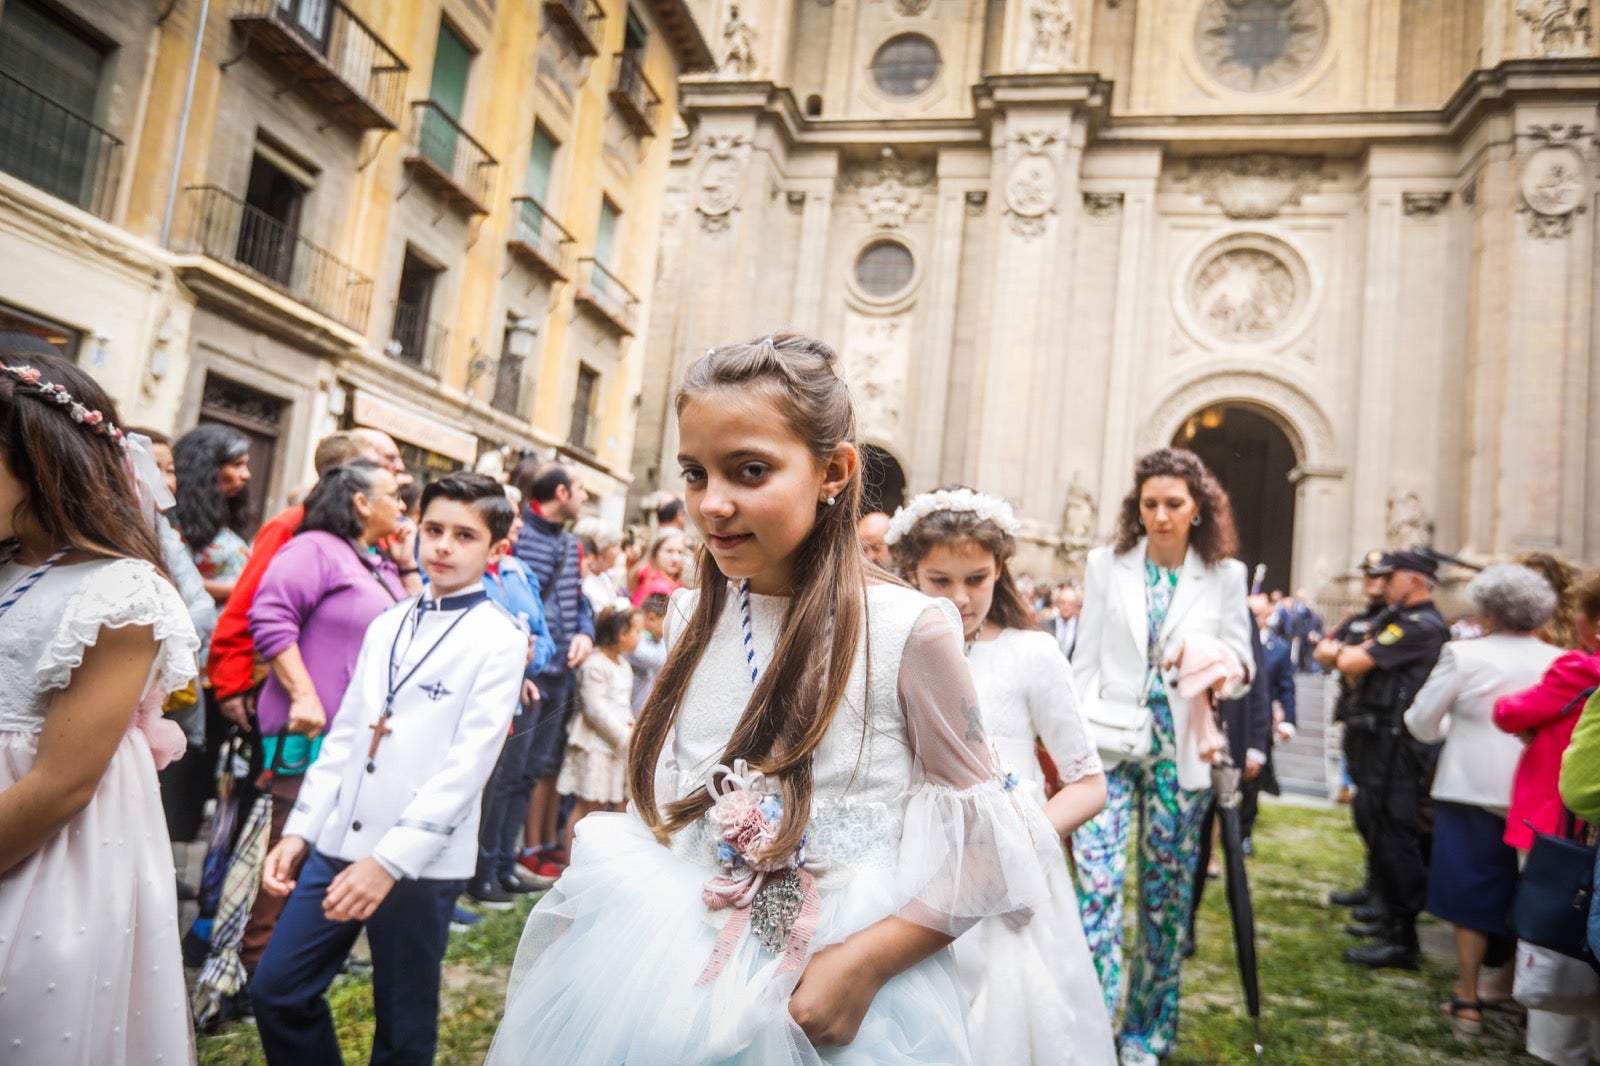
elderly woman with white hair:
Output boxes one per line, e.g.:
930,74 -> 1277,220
1405,564 -> 1562,1036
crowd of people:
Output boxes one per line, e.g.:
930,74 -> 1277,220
1,331 -> 1598,1066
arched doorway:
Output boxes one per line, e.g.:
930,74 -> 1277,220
860,444 -> 907,515
1174,404 -> 1298,594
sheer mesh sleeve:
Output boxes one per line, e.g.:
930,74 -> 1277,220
895,602 -> 1055,936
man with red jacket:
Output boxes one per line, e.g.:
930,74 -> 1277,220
210,429 -> 410,726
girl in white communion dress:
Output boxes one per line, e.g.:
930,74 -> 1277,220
890,487 -> 1117,1066
488,334 -> 1056,1065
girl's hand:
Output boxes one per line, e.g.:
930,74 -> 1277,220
262,836 -> 309,896
287,692 -> 327,736
789,940 -> 885,1047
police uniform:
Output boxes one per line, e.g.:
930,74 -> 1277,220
1345,552 -> 1449,967
1332,554 -> 1394,897
253,583 -> 525,1065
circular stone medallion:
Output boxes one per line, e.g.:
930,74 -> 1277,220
1185,235 -> 1309,346
1520,144 -> 1589,218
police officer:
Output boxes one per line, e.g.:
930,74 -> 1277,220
1329,550 -> 1450,969
1315,550 -> 1392,914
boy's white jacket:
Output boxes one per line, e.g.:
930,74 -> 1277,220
282,593 -> 526,880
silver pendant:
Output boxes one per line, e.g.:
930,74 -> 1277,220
750,872 -> 805,956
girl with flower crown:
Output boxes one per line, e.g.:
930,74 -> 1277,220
0,349 -> 199,1065
888,487 -> 1117,1065
488,334 -> 1054,1064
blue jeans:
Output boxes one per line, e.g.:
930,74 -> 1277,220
252,850 -> 464,1066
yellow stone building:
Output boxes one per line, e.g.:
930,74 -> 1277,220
0,0 -> 711,524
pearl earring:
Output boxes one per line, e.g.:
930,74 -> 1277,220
1191,514 -> 1202,527
822,494 -> 836,507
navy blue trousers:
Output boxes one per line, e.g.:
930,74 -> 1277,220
252,850 -> 465,1066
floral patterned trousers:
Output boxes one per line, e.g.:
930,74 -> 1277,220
1072,756 -> 1210,1057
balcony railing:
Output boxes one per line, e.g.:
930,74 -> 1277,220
575,257 -> 638,336
609,52 -> 660,137
507,196 -> 574,280
389,301 -> 449,377
491,354 -> 536,417
184,186 -> 373,331
403,101 -> 497,215
0,70 -> 122,217
543,0 -> 604,57
233,0 -> 408,129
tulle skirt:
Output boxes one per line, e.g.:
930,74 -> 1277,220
953,846 -> 1117,1065
487,811 -> 975,1065
0,729 -> 194,1066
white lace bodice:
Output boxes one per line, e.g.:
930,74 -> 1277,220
660,583 -> 938,873
967,628 -> 1103,799
0,557 -> 198,735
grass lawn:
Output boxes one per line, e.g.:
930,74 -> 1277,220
198,801 -> 1541,1064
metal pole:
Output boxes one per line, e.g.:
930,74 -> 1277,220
160,0 -> 210,248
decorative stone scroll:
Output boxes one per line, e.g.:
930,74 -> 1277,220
1402,192 -> 1451,218
1187,154 -> 1324,220
841,147 -> 934,230
1083,192 -> 1123,219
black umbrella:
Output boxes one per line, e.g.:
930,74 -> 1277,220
1211,751 -> 1264,1060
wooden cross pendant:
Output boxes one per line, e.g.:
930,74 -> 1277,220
367,713 -> 394,762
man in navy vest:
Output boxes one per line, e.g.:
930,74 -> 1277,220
509,459 -> 594,884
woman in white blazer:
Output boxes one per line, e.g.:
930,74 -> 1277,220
1069,448 -> 1253,1066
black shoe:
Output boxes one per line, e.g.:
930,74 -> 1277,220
1240,837 -> 1254,857
1343,939 -> 1419,969
467,879 -> 516,910
500,875 -> 539,896
1329,886 -> 1371,907
1180,933 -> 1196,958
231,984 -> 254,1020
1344,920 -> 1388,939
1352,902 -> 1389,923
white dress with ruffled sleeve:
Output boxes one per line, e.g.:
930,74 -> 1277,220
489,582 -> 1057,1064
0,557 -> 198,1066
956,628 -> 1117,1064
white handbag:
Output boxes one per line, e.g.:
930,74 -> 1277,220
1083,696 -> 1153,761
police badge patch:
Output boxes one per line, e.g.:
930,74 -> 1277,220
1376,623 -> 1404,646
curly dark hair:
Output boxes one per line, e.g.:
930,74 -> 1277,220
1112,447 -> 1238,565
172,423 -> 250,550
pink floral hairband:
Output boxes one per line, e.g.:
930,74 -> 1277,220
1,359 -> 126,446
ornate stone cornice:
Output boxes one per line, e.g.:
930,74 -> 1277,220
1185,154 -> 1325,220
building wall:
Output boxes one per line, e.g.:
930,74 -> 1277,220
632,0 -> 1600,593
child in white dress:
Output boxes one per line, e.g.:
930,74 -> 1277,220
489,334 -> 1055,1064
890,487 -> 1118,1065
0,351 -> 199,1066
557,604 -> 639,849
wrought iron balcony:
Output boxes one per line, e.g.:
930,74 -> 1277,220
184,186 -> 373,331
491,354 -> 536,417
233,0 -> 408,130
507,196 -> 574,281
609,51 -> 659,137
575,257 -> 638,336
389,301 -> 449,377
0,70 -> 122,217
543,0 -> 604,58
403,101 -> 497,215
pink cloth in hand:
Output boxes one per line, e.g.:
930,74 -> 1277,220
1166,634 -> 1245,766
134,690 -> 188,770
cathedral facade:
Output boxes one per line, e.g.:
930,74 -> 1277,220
631,0 -> 1600,592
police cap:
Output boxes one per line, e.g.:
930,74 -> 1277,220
1359,550 -> 1393,576
1384,549 -> 1438,579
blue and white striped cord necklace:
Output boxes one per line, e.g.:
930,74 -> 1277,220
0,548 -> 68,622
738,579 -> 761,684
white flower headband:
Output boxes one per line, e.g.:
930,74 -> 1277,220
884,488 -> 1021,546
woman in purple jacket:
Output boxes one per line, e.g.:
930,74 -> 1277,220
238,460 -> 420,975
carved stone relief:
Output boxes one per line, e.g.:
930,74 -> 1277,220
1187,240 -> 1303,345
1083,192 -> 1123,219
964,190 -> 988,217
1187,154 -> 1324,219
1386,488 -> 1435,550
1517,1 -> 1593,57
719,4 -> 759,77
1058,476 -> 1097,568
1003,130 -> 1063,238
840,312 -> 910,439
1026,0 -> 1075,71
1402,192 -> 1451,217
1193,0 -> 1330,94
693,134 -> 752,234
1518,126 -> 1590,239
893,0 -> 933,14
840,147 -> 933,230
